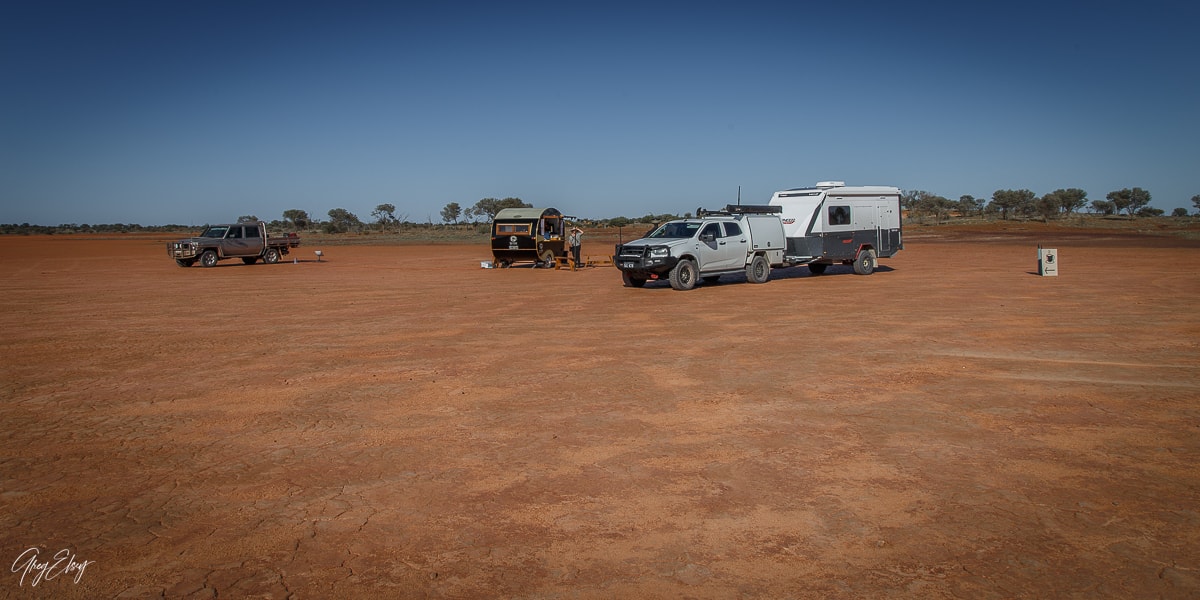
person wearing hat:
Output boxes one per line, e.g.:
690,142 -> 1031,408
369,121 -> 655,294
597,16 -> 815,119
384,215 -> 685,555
567,226 -> 583,269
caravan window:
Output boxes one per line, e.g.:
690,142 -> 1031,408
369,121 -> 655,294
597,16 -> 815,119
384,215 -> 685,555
496,223 -> 531,235
828,205 -> 851,226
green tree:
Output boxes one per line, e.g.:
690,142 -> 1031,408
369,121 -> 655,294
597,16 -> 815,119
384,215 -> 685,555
1045,188 -> 1088,215
440,202 -> 462,224
1136,206 -> 1164,217
1171,207 -> 1189,217
470,198 -> 502,222
469,197 -> 531,222
919,195 -> 954,224
1090,199 -> 1116,215
237,215 -> 259,223
989,189 -> 1036,220
981,201 -> 1001,219
1192,194 -> 1200,214
327,208 -> 363,233
901,190 -> 931,216
957,195 -> 982,217
1107,187 -> 1151,217
1129,188 -> 1152,215
1107,189 -> 1132,215
283,209 -> 310,229
371,204 -> 397,230
1034,195 -> 1061,222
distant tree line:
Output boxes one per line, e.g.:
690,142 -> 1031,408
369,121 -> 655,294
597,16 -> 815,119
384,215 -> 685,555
0,222 -> 193,235
902,188 -> 1200,224
4,190 -> 1199,235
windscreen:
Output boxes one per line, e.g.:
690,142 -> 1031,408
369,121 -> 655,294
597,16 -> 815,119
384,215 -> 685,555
647,222 -> 701,239
200,226 -> 229,238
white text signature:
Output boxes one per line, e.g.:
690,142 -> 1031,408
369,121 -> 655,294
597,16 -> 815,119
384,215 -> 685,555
11,547 -> 94,586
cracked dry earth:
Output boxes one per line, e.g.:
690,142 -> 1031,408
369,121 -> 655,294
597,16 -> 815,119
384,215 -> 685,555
1,229 -> 1198,599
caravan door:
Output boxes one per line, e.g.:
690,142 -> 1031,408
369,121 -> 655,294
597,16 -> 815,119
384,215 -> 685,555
823,201 -> 857,261
876,198 -> 901,256
848,200 -> 882,254
875,202 -> 893,254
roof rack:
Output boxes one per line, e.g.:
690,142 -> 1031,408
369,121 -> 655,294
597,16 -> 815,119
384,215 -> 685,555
696,204 -> 783,217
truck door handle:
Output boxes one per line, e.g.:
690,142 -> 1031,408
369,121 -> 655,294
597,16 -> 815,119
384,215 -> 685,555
718,241 -> 727,245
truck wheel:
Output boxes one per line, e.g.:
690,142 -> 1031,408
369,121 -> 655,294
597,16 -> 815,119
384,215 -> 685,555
242,257 -> 259,265
622,272 -> 647,288
264,248 -> 281,264
175,259 -> 195,268
853,249 -> 877,275
746,255 -> 770,284
497,260 -> 511,269
540,250 -> 556,268
200,250 -> 219,268
668,259 -> 697,291
808,263 -> 828,275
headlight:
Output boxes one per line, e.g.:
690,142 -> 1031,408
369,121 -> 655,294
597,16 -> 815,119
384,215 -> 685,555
649,247 -> 669,257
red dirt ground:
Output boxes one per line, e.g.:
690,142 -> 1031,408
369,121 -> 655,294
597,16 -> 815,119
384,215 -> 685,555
1,228 -> 1198,599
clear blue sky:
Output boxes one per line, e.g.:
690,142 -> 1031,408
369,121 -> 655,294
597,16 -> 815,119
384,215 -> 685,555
2,1 -> 1197,225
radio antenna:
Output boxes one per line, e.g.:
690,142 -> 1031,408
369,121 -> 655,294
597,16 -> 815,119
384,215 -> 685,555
737,185 -> 741,206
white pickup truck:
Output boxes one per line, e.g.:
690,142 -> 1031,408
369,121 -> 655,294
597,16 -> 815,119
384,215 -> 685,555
613,205 -> 786,290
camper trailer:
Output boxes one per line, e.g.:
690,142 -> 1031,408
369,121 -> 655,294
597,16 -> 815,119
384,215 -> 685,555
768,182 -> 902,275
490,207 -> 566,268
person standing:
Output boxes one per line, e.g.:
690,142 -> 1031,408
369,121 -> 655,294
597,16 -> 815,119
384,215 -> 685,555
567,226 -> 583,269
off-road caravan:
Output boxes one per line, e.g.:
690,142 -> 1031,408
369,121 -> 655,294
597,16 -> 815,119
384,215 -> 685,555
768,181 -> 902,275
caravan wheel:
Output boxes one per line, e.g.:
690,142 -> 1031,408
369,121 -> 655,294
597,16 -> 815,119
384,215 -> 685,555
853,249 -> 877,275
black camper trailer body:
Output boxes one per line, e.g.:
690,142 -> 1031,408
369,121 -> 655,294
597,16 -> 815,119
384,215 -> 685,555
491,207 -> 565,268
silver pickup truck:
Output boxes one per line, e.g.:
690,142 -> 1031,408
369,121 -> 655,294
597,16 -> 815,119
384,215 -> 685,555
613,205 -> 786,290
167,221 -> 301,267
